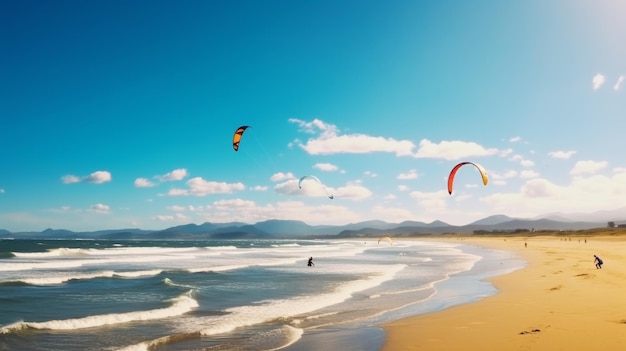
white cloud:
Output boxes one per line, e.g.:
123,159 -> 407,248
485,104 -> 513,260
592,74 -> 605,90
383,193 -> 397,200
509,154 -> 534,167
521,178 -> 554,198
273,179 -> 301,196
0,189 -> 4,194
490,170 -> 518,180
290,118 -> 415,156
332,184 -> 373,200
570,160 -> 608,175
499,148 -> 514,157
134,178 -> 156,188
409,190 -> 449,212
136,169 -> 188,187
62,171 -> 112,184
270,172 -> 296,182
520,170 -> 540,179
154,213 -> 190,222
62,175 -> 82,184
414,139 -> 500,160
89,203 -> 110,214
274,177 -> 370,200
364,171 -> 378,178
614,75 -> 625,91
157,168 -> 188,182
290,119 -> 504,161
289,118 -> 338,135
397,185 -> 409,192
250,185 -> 268,191
165,177 -> 245,196
164,189 -> 187,196
212,198 -> 257,210
314,163 -> 339,172
85,171 -> 112,184
548,150 -> 576,159
509,136 -> 521,143
397,169 -> 418,180
167,205 -> 188,212
481,170 -> 626,217
197,199 -> 362,225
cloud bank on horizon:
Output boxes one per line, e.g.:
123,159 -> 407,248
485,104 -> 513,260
1,1 -> 624,231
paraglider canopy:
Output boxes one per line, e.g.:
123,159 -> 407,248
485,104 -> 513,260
298,175 -> 321,189
378,236 -> 393,245
233,126 -> 250,151
447,161 -> 488,195
298,175 -> 334,199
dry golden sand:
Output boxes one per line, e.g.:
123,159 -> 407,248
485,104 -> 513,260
382,234 -> 626,350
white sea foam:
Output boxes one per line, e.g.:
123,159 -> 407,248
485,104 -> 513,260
256,325 -> 304,351
271,243 -> 301,248
0,239 -> 521,351
19,270 -> 117,285
0,258 -> 109,272
12,247 -> 92,258
0,291 -> 198,334
115,264 -> 403,351
162,278 -> 198,290
198,264 -> 406,336
1,269 -> 164,286
114,269 -> 164,278
12,246 -> 200,259
187,264 -> 249,273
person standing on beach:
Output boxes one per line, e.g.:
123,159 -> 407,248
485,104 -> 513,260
594,255 -> 603,269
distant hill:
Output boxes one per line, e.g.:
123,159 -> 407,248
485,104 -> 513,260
470,215 -> 516,226
4,210 -> 625,240
539,207 -> 626,223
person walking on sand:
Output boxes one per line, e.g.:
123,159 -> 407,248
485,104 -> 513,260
594,255 -> 603,269
307,256 -> 314,267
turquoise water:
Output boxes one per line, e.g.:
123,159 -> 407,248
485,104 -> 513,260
0,238 -> 523,350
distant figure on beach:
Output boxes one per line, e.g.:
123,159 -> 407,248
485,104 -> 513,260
525,242 -> 527,248
307,256 -> 314,267
594,255 -> 603,269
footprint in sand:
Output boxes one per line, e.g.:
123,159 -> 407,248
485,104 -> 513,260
519,329 -> 541,335
548,285 -> 562,291
575,273 -> 595,279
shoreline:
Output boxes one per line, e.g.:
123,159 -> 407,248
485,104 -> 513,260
382,235 -> 626,350
286,238 -> 525,351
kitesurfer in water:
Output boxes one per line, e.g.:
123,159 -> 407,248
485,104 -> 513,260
307,256 -> 314,267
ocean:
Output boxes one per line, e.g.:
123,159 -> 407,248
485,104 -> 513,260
0,238 -> 524,351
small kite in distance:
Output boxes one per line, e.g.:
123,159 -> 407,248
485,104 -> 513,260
378,236 -> 393,245
233,126 -> 250,151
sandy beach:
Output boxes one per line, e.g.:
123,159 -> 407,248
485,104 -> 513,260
382,234 -> 626,350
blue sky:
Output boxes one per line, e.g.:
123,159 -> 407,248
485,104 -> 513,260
1,0 -> 625,232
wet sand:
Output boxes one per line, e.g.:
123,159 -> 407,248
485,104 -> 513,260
382,235 -> 626,350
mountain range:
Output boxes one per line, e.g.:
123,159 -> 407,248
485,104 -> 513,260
2,208 -> 625,240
